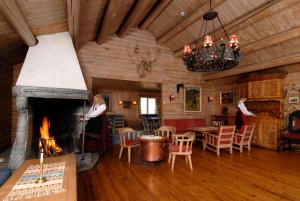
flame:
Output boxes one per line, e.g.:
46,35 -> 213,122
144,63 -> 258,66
40,116 -> 62,155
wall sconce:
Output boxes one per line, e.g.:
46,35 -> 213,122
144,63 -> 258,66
132,100 -> 137,105
117,100 -> 123,105
169,94 -> 175,102
208,96 -> 214,103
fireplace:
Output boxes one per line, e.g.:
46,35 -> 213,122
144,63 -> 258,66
30,98 -> 85,157
9,32 -> 89,169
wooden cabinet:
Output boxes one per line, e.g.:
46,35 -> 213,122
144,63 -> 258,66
248,81 -> 263,98
236,82 -> 248,98
263,79 -> 283,98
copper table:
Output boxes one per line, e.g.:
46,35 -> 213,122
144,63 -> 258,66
139,135 -> 165,162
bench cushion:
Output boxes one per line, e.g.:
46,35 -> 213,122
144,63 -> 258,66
164,119 -> 206,133
0,167 -> 11,186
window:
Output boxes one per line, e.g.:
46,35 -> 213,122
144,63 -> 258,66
140,97 -> 157,114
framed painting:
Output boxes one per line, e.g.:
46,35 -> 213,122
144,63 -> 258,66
184,85 -> 201,112
220,91 -> 234,104
289,96 -> 299,104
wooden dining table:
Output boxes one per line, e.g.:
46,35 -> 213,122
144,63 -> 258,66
0,154 -> 77,201
188,126 -> 219,142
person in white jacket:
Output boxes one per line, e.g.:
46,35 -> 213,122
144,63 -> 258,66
235,97 -> 256,130
83,94 -> 106,121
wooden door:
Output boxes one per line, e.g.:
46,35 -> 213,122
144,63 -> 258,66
260,117 -> 278,149
248,81 -> 263,98
236,83 -> 248,98
263,79 -> 283,98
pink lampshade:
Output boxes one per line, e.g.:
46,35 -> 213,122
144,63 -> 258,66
183,45 -> 192,54
229,34 -> 238,47
203,35 -> 213,47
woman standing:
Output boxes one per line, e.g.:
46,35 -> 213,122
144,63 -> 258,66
235,97 -> 256,130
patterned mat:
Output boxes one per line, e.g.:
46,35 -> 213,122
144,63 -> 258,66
3,161 -> 66,201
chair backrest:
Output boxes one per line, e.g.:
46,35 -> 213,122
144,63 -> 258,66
114,117 -> 125,128
173,132 -> 195,154
155,126 -> 176,138
118,127 -> 135,146
217,125 -> 235,145
241,124 -> 255,143
142,118 -> 150,133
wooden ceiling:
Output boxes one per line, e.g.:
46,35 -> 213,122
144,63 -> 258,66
0,0 -> 299,79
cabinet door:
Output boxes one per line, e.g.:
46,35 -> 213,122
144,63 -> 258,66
248,117 -> 260,145
260,118 -> 278,149
248,81 -> 263,98
236,83 -> 248,98
263,79 -> 282,98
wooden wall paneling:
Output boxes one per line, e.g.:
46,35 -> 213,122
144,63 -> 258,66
16,0 -> 68,37
67,0 -> 80,50
147,0 -> 207,38
78,29 -> 212,122
96,0 -> 135,44
174,0 -> 281,56
157,0 -> 224,45
118,0 -> 157,37
78,0 -> 108,45
139,0 -> 172,30
0,0 -> 37,46
202,52 -> 300,81
0,61 -> 12,151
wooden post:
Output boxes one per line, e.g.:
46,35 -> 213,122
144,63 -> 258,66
0,0 -> 37,46
67,0 -> 80,50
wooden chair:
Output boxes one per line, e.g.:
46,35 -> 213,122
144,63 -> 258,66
168,132 -> 195,172
202,125 -> 235,155
233,124 -> 255,152
118,127 -> 140,163
154,126 -> 176,145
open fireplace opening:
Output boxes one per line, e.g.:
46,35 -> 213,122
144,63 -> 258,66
30,98 -> 84,157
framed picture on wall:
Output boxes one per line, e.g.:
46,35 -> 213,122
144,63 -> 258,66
289,96 -> 299,104
220,91 -> 234,104
184,85 -> 201,112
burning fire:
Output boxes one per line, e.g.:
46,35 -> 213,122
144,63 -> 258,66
39,116 -> 62,156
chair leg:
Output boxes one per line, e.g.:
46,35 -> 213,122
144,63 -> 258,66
171,155 -> 176,172
119,147 -> 123,159
230,147 -> 233,154
188,154 -> 193,170
240,145 -> 243,153
203,142 -> 206,150
217,148 -> 220,155
248,143 -> 251,151
128,148 -> 131,163
168,153 -> 171,163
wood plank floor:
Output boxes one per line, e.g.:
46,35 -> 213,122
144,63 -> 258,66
77,145 -> 300,201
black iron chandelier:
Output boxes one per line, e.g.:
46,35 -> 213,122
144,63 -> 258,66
183,0 -> 240,72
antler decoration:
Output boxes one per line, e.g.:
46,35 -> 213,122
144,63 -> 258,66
127,42 -> 159,78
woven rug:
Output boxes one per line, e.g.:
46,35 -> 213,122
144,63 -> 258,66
3,161 -> 66,201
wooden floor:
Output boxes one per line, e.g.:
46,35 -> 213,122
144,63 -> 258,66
77,144 -> 300,201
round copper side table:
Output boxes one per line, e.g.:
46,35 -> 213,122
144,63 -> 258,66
139,135 -> 165,162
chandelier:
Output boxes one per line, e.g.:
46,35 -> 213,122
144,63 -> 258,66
183,0 -> 240,72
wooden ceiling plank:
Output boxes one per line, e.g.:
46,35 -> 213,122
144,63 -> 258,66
202,52 -> 300,81
174,0 -> 280,57
241,26 -> 300,55
139,0 -> 172,30
97,0 -> 135,45
0,0 -> 37,46
67,0 -> 80,50
157,0 -> 225,45
118,0 -> 157,37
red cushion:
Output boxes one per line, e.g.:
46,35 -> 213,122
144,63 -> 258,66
169,144 -> 190,152
282,133 -> 300,139
164,119 -> 206,133
125,139 -> 140,146
295,119 -> 300,129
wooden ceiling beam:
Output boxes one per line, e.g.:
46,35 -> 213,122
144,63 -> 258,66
174,0 -> 280,57
67,0 -> 80,50
139,0 -> 172,30
118,0 -> 157,37
202,52 -> 300,81
241,26 -> 300,55
0,0 -> 37,46
157,0 -> 225,45
96,0 -> 135,45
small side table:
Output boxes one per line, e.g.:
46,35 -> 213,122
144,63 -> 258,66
139,135 -> 165,162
